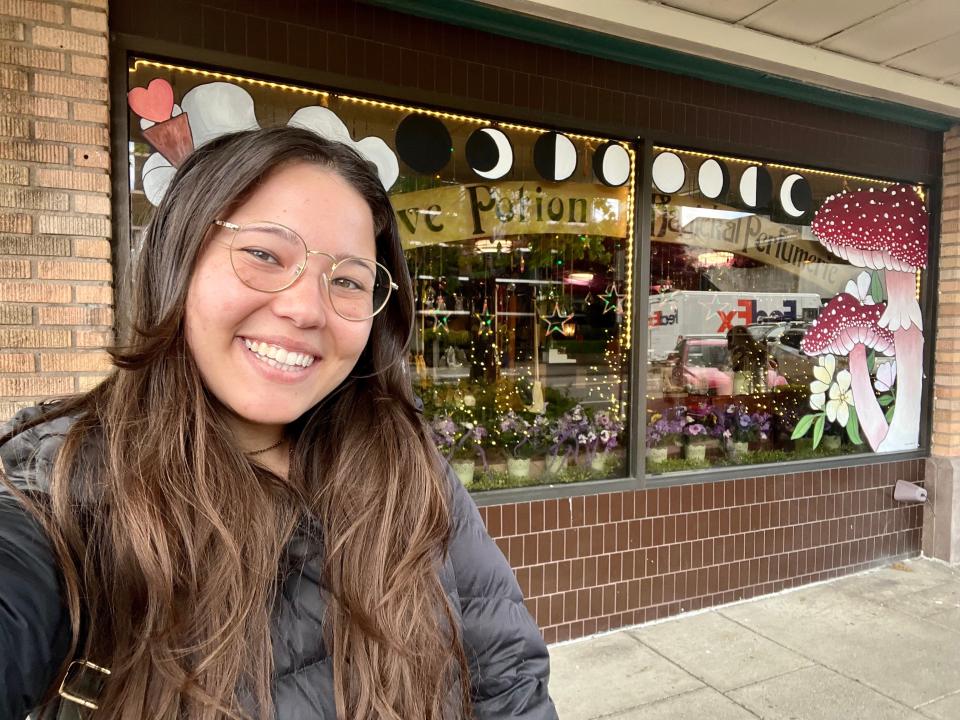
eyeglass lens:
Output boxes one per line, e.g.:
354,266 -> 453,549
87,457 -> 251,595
228,223 -> 391,320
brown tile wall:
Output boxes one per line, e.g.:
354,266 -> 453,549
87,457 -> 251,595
110,0 -> 943,184
478,459 -> 924,643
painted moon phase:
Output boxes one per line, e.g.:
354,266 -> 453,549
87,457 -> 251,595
698,158 -> 729,199
466,127 -> 514,180
533,131 -> 577,182
780,173 -> 812,218
395,114 -> 452,174
593,141 -> 630,187
739,165 -> 773,209
651,151 -> 685,194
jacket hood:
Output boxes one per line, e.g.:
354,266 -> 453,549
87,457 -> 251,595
0,405 -> 75,494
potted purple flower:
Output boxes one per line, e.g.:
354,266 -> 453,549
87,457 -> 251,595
496,410 -> 535,479
433,415 -> 487,486
587,410 -> 624,472
682,419 -> 710,462
721,405 -> 771,459
645,406 -> 685,464
546,404 -> 589,475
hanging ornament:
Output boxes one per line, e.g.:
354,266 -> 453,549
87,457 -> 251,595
614,295 -> 625,324
584,290 -> 594,306
430,294 -> 451,332
600,284 -> 620,314
541,301 -> 573,337
475,298 -> 494,337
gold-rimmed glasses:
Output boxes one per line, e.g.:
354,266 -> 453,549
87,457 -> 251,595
212,219 -> 397,321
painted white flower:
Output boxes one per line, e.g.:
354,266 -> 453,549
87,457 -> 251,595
809,354 -> 836,411
844,270 -> 875,305
874,361 -> 897,393
826,370 -> 855,427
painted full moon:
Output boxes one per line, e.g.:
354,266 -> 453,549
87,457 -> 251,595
739,165 -> 773,209
533,131 -> 577,182
593,141 -> 631,187
651,151 -> 685,194
780,173 -> 812,218
466,127 -> 514,180
698,158 -> 729,200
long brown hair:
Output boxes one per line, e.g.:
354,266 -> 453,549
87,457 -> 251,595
2,128 -> 470,719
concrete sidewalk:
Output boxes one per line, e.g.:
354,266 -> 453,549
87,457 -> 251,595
549,558 -> 960,719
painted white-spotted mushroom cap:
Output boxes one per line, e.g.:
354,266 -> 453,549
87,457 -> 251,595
801,293 -> 895,357
811,184 -> 927,272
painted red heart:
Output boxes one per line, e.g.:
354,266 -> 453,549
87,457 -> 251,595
127,78 -> 174,123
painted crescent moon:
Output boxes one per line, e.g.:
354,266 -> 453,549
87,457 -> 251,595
780,173 -> 812,218
698,158 -> 729,200
739,165 -> 772,209
593,141 -> 630,187
651,151 -> 685,194
467,127 -> 514,180
533,131 -> 577,182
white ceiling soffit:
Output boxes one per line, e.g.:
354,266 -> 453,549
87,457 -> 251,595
476,0 -> 960,120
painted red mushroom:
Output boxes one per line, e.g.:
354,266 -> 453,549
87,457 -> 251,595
801,294 -> 894,450
810,184 -> 927,452
812,184 -> 926,331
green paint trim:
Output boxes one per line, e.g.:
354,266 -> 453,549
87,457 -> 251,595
365,0 -> 956,132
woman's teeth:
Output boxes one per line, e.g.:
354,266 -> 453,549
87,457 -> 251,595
243,339 -> 315,371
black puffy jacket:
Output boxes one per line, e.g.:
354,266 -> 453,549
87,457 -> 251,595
0,407 -> 557,719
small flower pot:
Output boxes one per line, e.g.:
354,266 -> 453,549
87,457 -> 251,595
647,446 -> 668,464
684,443 -> 707,462
590,453 -> 608,472
728,441 -> 750,459
451,459 -> 475,486
507,457 -> 532,479
544,454 -> 566,475
823,435 -> 842,451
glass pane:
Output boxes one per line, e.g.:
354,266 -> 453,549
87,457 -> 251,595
646,147 -> 928,474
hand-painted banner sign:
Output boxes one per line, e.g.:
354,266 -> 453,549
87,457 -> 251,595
391,182 -> 629,248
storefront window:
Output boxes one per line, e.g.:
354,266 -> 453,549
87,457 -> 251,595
126,58 -> 635,491
646,147 -> 929,473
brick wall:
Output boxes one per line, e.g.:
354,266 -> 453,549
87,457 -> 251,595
481,460 -> 924,642
0,0 -> 112,418
925,126 -> 960,562
934,126 -> 960,457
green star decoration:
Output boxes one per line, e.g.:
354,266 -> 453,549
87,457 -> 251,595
430,310 -> 451,332
541,302 -> 573,337
428,296 -> 451,332
600,286 -> 620,314
475,301 -> 494,337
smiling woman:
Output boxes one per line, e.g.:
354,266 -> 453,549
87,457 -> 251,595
0,128 -> 557,720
